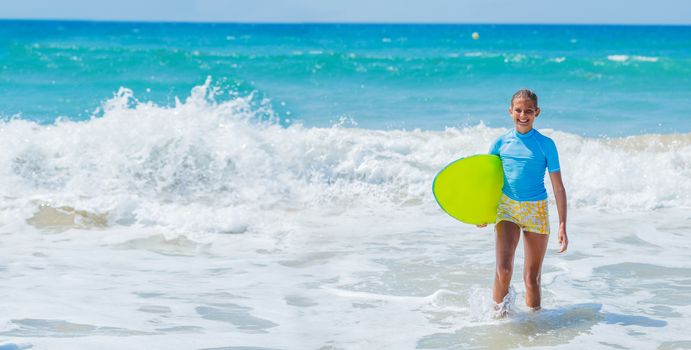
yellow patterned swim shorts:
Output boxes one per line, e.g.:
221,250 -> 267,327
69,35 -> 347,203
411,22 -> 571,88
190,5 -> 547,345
496,194 -> 550,235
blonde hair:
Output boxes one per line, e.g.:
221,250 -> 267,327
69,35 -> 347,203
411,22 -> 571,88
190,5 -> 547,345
511,89 -> 538,107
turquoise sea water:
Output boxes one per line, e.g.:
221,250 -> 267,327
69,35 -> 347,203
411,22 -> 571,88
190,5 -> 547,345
1,20 -> 690,135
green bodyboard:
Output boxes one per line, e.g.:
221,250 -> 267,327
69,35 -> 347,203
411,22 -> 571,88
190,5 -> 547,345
433,154 -> 504,225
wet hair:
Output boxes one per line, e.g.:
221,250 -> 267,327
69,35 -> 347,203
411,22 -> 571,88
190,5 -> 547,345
511,89 -> 538,108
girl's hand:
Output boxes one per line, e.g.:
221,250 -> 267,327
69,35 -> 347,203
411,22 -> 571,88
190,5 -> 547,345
557,224 -> 568,253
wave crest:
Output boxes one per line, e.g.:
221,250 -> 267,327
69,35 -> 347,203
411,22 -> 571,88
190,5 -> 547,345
1,82 -> 689,232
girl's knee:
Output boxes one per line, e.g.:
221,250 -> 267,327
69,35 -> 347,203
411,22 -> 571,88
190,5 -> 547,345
524,273 -> 541,289
496,266 -> 513,281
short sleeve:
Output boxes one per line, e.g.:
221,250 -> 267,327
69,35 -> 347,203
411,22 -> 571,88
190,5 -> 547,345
489,137 -> 502,155
544,138 -> 561,173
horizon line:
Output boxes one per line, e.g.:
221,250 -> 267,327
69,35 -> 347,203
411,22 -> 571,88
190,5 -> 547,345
1,18 -> 690,27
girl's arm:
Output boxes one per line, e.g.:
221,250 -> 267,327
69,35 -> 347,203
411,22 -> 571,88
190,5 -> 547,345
549,171 -> 568,253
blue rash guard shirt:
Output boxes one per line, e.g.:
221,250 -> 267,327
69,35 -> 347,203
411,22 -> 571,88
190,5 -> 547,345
489,128 -> 560,201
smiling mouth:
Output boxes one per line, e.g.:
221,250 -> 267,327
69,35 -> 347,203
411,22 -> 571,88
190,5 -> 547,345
518,119 -> 530,124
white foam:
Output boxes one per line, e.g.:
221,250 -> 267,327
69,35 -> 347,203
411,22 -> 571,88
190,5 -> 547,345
633,55 -> 659,62
607,55 -> 629,62
607,54 -> 659,63
1,200 -> 689,348
0,81 -> 689,237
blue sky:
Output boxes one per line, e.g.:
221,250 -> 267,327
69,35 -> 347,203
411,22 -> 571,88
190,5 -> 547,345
1,0 -> 690,24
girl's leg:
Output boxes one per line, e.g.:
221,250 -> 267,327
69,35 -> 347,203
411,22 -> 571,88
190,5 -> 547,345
522,231 -> 549,309
493,221 -> 521,304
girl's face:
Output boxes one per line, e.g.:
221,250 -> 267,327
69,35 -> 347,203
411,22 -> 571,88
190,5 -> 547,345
509,98 -> 540,134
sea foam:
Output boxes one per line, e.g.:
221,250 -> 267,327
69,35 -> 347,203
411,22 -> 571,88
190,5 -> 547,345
1,81 -> 689,234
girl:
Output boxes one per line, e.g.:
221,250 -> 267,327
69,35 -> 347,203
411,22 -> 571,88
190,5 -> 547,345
485,89 -> 568,315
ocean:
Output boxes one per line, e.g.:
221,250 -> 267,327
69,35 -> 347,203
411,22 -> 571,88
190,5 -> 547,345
0,20 -> 690,349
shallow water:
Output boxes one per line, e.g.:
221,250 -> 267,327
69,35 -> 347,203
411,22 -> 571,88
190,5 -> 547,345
2,206 -> 690,349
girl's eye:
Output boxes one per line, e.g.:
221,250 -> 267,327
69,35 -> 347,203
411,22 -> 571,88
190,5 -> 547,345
515,109 -> 535,115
